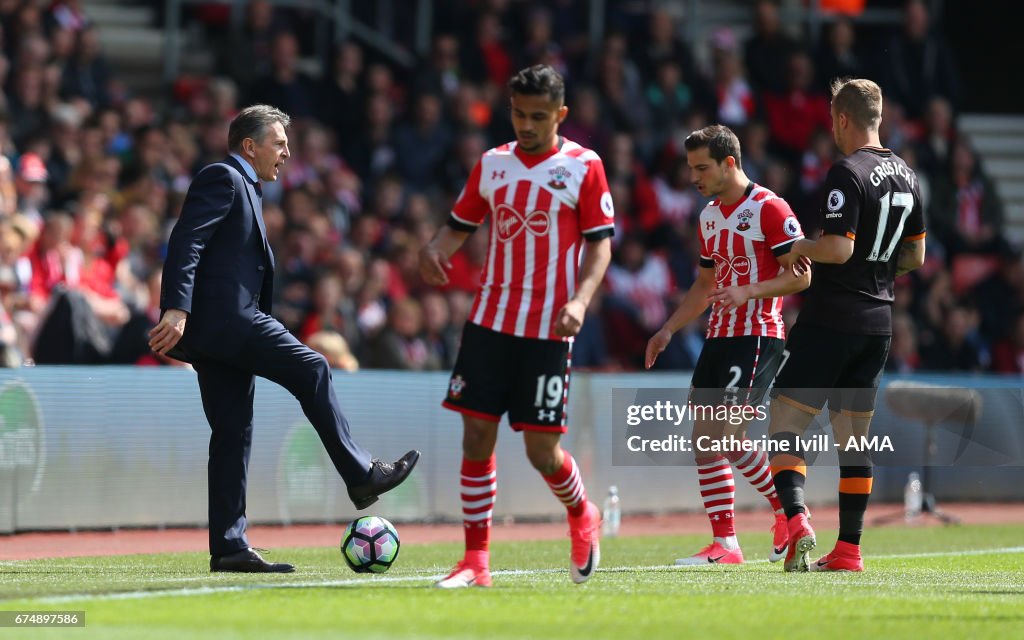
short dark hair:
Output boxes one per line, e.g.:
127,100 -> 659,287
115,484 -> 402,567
830,77 -> 882,130
684,124 -> 742,167
228,104 -> 291,152
508,64 -> 565,103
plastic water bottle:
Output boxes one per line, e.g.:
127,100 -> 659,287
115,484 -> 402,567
602,485 -> 621,537
904,472 -> 923,522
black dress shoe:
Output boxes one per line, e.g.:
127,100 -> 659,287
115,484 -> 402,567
348,450 -> 421,509
210,548 -> 295,573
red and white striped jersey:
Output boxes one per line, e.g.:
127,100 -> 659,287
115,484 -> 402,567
698,183 -> 803,339
449,138 -> 615,340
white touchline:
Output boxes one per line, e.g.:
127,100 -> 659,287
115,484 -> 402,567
13,546 -> 1024,605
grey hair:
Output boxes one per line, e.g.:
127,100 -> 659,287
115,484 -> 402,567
228,104 -> 291,152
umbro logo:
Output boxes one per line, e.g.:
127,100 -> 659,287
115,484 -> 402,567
492,170 -> 505,180
706,221 -> 715,231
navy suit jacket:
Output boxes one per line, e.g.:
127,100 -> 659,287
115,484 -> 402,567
160,156 -> 274,362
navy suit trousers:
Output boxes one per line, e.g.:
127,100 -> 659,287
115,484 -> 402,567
194,311 -> 372,556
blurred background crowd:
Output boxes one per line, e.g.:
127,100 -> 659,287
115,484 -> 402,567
0,0 -> 1020,375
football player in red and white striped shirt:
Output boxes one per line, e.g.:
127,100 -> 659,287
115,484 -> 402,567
646,125 -> 811,566
420,65 -> 613,588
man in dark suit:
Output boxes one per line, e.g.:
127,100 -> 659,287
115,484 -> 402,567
149,105 -> 419,573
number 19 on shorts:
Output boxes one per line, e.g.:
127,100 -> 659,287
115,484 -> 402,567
534,375 -> 564,409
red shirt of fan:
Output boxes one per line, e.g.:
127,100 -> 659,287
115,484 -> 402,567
450,138 -> 615,340
698,184 -> 803,339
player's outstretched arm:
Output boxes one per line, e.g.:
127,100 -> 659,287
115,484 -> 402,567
895,238 -> 926,276
419,225 -> 470,286
554,237 -> 612,337
707,257 -> 811,310
785,234 -> 855,265
645,266 -> 715,369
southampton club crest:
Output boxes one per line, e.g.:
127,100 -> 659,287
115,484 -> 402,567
448,374 -> 466,400
736,209 -> 753,232
547,166 -> 570,190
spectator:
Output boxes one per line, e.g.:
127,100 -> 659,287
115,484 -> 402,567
521,7 -> 568,78
348,93 -> 398,189
299,271 -> 352,343
8,65 -> 49,148
603,234 -> 673,367
604,132 -> 659,235
815,17 -> 865,92
796,128 -> 835,215
307,329 -> 360,371
743,0 -> 802,94
15,150 -> 51,221
920,303 -> 986,371
645,59 -> 699,151
558,85 -> 608,158
973,251 -> 1024,342
364,296 -> 441,370
60,25 -> 110,109
637,7 -> 701,87
913,96 -> 956,179
761,51 -> 832,164
393,92 -> 453,192
449,83 -> 493,132
440,129 -> 487,198
464,11 -> 514,90
594,33 -> 649,135
247,31 -> 316,120
0,214 -> 35,358
414,33 -> 462,98
878,99 -> 910,154
877,0 -> 961,120
886,312 -> 920,373
738,120 -> 773,185
991,310 -> 1024,374
420,289 -> 458,369
711,48 -> 756,129
215,0 -> 277,92
317,41 -> 364,153
652,154 -> 702,233
572,286 -> 609,370
49,0 -> 89,33
0,143 -> 16,217
929,136 -> 1007,259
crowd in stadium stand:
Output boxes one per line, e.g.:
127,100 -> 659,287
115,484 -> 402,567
0,0 -> 1019,374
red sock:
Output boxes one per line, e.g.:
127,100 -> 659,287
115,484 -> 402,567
727,445 -> 783,513
461,455 -> 496,557
698,455 -> 735,538
543,452 -> 587,518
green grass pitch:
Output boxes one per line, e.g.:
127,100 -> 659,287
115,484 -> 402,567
1,524 -> 1022,639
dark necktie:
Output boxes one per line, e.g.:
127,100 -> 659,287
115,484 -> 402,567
254,180 -> 263,198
